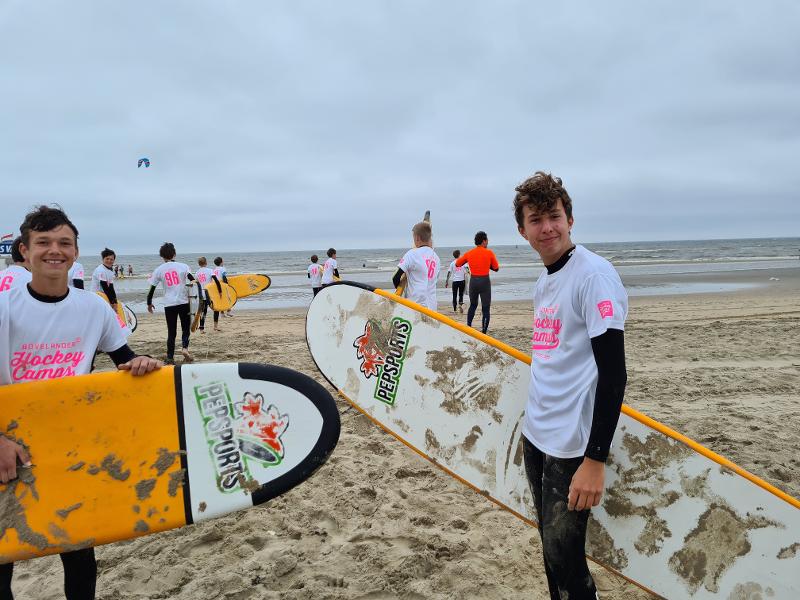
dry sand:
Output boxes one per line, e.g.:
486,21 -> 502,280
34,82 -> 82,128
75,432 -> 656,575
12,269 -> 800,599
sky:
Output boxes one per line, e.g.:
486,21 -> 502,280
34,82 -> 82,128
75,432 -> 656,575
1,1 -> 798,254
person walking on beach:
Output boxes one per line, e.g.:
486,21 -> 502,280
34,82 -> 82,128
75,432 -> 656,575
212,256 -> 232,317
195,256 -> 217,332
90,248 -> 120,312
392,221 -> 441,311
0,237 -> 32,293
514,171 -> 628,600
0,205 -> 161,600
444,249 -> 468,313
68,257 -> 85,289
455,231 -> 499,334
307,255 -> 323,297
320,248 -> 339,286
147,243 -> 195,364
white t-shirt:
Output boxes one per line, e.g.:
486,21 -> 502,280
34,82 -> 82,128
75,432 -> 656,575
321,258 -> 338,285
149,262 -> 192,307
0,286 -> 127,385
195,267 -> 215,286
68,261 -> 85,286
212,266 -> 227,281
307,263 -> 323,287
523,245 -> 628,458
398,246 -> 441,311
447,259 -> 467,283
0,265 -> 32,293
90,264 -> 115,293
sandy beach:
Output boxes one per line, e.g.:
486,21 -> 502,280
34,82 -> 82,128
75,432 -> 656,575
12,268 -> 800,599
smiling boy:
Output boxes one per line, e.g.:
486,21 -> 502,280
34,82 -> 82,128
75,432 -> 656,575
0,206 -> 161,600
514,172 -> 628,600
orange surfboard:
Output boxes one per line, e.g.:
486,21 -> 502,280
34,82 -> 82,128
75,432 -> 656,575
0,363 -> 340,563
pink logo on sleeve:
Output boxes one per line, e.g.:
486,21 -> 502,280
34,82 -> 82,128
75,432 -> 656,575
597,300 -> 614,319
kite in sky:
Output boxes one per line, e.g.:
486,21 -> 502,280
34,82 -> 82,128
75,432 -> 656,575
138,157 -> 150,168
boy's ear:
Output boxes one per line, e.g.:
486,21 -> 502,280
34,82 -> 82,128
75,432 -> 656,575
518,225 -> 528,240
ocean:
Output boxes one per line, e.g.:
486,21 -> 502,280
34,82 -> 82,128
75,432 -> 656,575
101,237 -> 799,312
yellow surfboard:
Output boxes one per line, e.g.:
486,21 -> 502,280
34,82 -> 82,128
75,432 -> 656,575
204,280 -> 237,312
0,363 -> 340,563
226,274 -> 271,299
95,292 -> 132,335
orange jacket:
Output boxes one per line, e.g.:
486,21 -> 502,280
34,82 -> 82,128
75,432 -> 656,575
455,246 -> 499,276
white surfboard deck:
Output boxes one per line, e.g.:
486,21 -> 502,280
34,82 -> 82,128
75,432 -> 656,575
305,282 -> 800,599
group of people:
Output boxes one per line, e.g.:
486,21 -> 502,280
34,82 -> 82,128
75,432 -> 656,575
306,248 -> 340,296
0,172 -> 628,600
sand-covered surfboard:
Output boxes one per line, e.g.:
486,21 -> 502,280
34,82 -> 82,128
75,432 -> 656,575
0,363 -> 340,563
226,274 -> 271,299
305,282 -> 800,599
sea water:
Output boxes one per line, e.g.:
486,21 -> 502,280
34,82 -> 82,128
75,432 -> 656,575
101,238 -> 799,311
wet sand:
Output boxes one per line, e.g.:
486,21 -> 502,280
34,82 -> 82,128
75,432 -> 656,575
11,268 -> 800,599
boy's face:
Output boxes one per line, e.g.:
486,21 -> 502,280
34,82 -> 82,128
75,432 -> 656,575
103,254 -> 115,268
518,199 -> 574,265
21,226 -> 78,281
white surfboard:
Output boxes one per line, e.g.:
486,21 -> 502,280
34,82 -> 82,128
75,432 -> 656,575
305,282 -> 800,599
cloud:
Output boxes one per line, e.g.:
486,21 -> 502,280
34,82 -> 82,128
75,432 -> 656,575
1,1 -> 798,253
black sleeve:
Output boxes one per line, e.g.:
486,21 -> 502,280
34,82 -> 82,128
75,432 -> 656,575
392,267 -> 405,288
72,279 -> 84,290
187,273 -> 195,282
107,344 -> 137,367
100,280 -> 117,304
146,285 -> 156,306
585,328 -> 627,462
332,269 -> 339,279
307,272 -> 310,279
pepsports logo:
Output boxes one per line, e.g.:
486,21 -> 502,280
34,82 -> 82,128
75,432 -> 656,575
194,382 -> 289,493
353,317 -> 412,406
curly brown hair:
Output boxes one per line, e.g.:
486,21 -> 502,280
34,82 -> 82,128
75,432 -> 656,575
513,171 -> 573,227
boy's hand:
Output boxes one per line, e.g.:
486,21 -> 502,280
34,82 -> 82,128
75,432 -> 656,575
0,436 -> 31,484
147,304 -> 155,314
118,356 -> 163,376
568,457 -> 605,511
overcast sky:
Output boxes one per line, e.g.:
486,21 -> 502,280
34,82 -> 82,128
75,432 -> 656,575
1,1 -> 798,254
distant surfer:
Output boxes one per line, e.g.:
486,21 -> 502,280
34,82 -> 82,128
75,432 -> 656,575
90,248 -> 120,313
455,231 -> 499,333
0,205 -> 162,600
195,256 -> 217,332
307,254 -> 323,297
68,256 -> 85,289
212,256 -> 232,317
514,172 -> 628,599
392,221 -> 441,311
147,243 -> 195,364
0,237 -> 32,292
444,249 -> 468,313
320,248 -> 339,286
